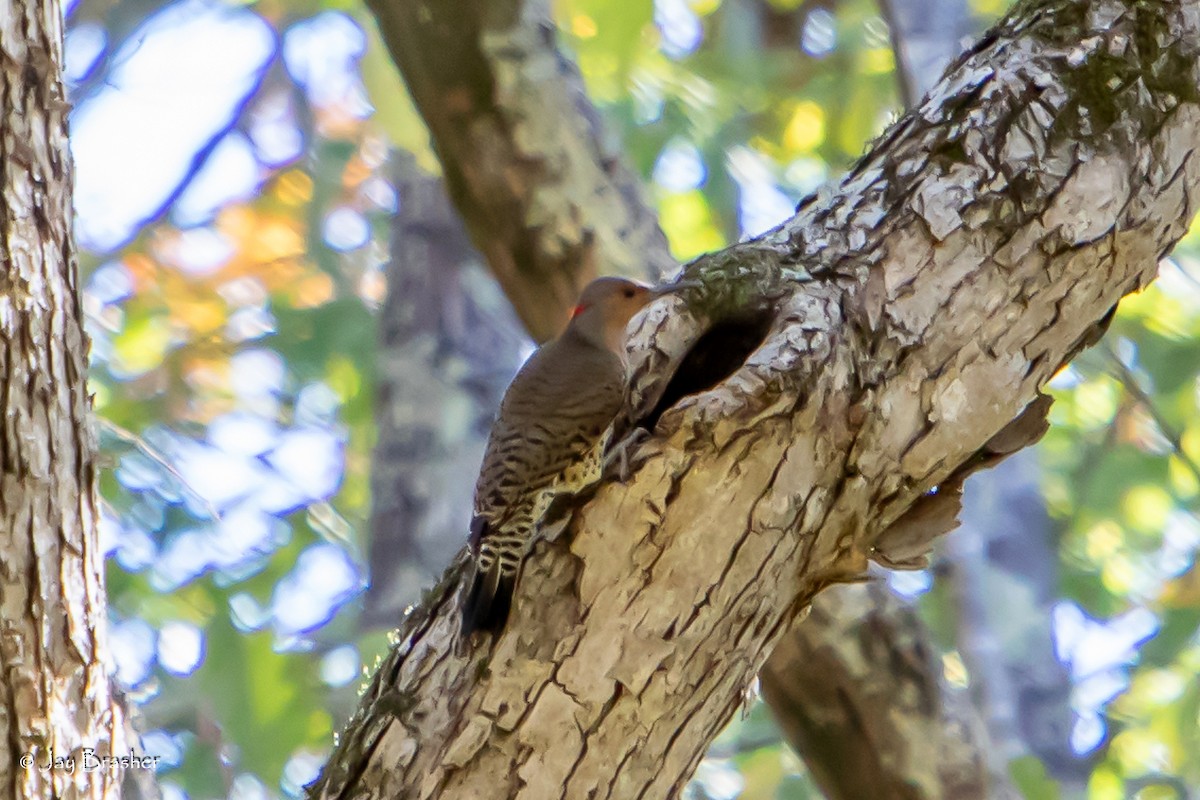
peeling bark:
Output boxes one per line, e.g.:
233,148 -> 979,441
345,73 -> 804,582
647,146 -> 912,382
318,0 -> 1200,797
363,0 -> 675,342
0,1 -> 124,798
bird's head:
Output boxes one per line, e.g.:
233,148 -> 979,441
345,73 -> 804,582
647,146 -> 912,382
567,277 -> 659,353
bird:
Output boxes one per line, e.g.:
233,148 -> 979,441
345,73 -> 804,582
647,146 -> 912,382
461,276 -> 663,637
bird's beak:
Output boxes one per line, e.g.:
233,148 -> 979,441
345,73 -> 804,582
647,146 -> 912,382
649,279 -> 702,298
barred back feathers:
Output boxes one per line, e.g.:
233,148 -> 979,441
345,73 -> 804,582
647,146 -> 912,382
461,277 -> 657,637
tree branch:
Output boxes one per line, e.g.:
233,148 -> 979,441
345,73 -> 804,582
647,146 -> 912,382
362,0 -> 676,341
750,1 -> 1019,794
323,0 -> 1200,796
759,582 -> 994,800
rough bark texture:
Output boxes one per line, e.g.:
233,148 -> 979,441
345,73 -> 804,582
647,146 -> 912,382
749,2 -> 1020,795
363,0 -> 674,342
362,171 -> 1007,800
0,1 -> 125,798
363,159 -> 1002,793
317,0 -> 1200,797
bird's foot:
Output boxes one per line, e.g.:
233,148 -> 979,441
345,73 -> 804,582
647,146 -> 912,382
604,428 -> 651,483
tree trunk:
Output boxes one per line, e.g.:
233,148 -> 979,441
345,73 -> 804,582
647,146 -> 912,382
0,1 -> 124,798
878,0 -> 1079,791
316,0 -> 1200,797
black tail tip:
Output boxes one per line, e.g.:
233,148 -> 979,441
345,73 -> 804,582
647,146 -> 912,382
460,567 -> 516,638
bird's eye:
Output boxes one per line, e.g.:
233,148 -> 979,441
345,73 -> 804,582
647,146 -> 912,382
623,288 -> 635,298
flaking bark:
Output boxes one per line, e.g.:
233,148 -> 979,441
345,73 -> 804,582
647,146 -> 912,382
0,0 -> 125,797
317,0 -> 1200,797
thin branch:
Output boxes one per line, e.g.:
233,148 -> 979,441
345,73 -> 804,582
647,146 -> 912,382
98,418 -> 223,522
1104,343 -> 1200,486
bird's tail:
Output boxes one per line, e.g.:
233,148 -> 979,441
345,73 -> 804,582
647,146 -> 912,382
461,558 -> 517,637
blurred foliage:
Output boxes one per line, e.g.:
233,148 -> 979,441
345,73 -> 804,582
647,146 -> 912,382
61,0 -> 1200,797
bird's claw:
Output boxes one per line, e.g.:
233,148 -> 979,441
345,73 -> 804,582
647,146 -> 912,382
604,428 -> 651,483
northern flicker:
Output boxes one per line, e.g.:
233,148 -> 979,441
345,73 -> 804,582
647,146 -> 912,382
461,277 -> 661,636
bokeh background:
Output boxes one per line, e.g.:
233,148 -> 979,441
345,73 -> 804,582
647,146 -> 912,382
67,0 -> 1200,797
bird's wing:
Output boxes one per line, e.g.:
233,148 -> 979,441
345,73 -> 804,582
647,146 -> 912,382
472,341 -> 625,523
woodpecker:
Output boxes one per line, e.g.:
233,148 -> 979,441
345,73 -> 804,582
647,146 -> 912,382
461,277 -> 661,637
